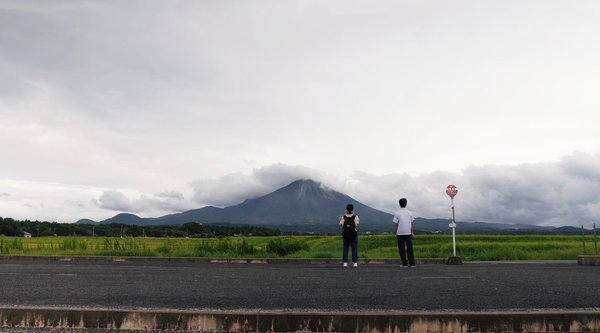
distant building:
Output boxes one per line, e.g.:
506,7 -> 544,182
23,232 -> 32,238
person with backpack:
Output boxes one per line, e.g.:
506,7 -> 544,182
339,203 -> 359,267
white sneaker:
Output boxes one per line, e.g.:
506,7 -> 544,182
343,262 -> 348,267
353,262 -> 358,267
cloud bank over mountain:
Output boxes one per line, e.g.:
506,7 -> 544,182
188,152 -> 600,227
2,153 -> 600,227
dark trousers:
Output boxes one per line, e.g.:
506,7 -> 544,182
342,236 -> 358,263
396,234 -> 415,266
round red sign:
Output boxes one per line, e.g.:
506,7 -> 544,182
446,185 -> 458,198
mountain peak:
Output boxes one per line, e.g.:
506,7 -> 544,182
101,213 -> 143,224
113,213 -> 141,219
282,179 -> 335,200
288,179 -> 319,186
74,218 -> 98,225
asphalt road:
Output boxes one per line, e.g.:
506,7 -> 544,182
1,260 -> 599,312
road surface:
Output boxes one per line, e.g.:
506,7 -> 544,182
1,259 -> 599,312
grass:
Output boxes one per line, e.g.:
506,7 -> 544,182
0,234 -> 597,260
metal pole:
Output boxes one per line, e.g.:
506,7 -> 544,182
451,197 -> 456,257
582,225 -> 586,255
594,223 -> 597,256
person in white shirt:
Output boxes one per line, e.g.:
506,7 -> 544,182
392,198 -> 415,267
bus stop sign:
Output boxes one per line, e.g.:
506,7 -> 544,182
446,185 -> 458,198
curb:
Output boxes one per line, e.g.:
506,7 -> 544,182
2,307 -> 600,332
0,255 -> 446,265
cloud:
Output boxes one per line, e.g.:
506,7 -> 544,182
97,190 -> 135,212
190,164 -> 329,207
155,190 -> 185,200
0,179 -> 107,222
149,190 -> 192,212
2,1 -> 600,220
95,189 -> 193,215
1,2 -> 599,228
3,152 -> 600,227
0,177 -> 197,222
560,151 -> 600,182
189,153 -> 600,227
189,163 -> 460,215
353,153 -> 600,227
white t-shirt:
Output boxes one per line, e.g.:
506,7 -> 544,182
393,208 -> 414,235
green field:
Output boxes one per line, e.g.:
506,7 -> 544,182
0,234 -> 597,260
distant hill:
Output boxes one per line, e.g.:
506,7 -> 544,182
413,218 -> 555,234
74,219 -> 99,225
100,213 -> 146,225
77,179 -> 571,234
550,226 -> 586,235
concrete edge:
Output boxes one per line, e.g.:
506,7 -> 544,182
2,307 -> 600,332
0,255 -> 582,265
578,255 -> 600,265
3,305 -> 600,315
466,259 -> 577,265
0,255 -> 446,265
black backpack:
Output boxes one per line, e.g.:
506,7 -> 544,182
341,215 -> 358,240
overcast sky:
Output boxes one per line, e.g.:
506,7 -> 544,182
1,1 -> 600,227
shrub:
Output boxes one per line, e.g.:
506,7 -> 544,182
266,238 -> 309,256
0,238 -> 9,254
60,237 -> 87,251
195,239 -> 256,256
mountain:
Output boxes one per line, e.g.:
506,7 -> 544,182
74,218 -> 99,225
413,218 -> 555,234
100,213 -> 147,225
150,179 -> 393,232
84,180 -> 392,232
551,226 -> 586,235
78,179 -> 565,234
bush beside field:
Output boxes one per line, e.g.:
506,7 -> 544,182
0,235 -> 595,260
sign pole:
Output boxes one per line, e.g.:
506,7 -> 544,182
445,184 -> 461,265
582,225 -> 586,255
451,197 -> 456,257
594,223 -> 597,256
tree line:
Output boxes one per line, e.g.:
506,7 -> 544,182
0,216 -> 281,237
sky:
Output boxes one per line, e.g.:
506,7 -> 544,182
1,0 -> 600,227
